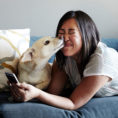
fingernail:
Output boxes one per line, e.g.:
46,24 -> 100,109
9,83 -> 12,87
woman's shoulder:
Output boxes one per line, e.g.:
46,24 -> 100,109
93,42 -> 107,56
84,42 -> 118,78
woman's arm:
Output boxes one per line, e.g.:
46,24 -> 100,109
46,60 -> 68,95
13,73 -> 110,110
34,75 -> 110,110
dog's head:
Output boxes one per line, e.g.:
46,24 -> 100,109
20,36 -> 64,64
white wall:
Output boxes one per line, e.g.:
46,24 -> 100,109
0,0 -> 118,38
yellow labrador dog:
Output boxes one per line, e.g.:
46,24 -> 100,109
18,36 -> 64,90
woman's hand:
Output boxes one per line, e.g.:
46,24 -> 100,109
9,82 -> 40,102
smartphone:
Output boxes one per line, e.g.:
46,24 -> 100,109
5,72 -> 19,84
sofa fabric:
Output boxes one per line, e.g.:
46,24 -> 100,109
0,37 -> 118,118
0,96 -> 118,118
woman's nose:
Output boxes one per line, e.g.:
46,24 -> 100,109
63,34 -> 69,42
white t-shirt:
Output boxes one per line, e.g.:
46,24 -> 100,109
65,42 -> 118,97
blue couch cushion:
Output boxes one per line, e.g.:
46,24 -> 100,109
0,96 -> 118,118
76,96 -> 118,118
101,38 -> 118,51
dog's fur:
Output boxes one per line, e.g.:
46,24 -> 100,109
0,58 -> 19,91
18,36 -> 63,90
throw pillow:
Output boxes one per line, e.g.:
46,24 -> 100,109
0,28 -> 30,90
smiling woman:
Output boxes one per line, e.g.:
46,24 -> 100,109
58,18 -> 82,57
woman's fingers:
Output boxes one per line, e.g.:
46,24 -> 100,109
10,84 -> 25,102
10,85 -> 19,99
16,82 -> 30,90
9,82 -> 34,102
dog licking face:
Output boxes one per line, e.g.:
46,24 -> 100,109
18,36 -> 64,89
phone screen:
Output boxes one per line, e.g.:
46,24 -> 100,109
5,72 -> 19,83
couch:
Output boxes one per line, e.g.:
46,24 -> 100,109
0,37 -> 118,118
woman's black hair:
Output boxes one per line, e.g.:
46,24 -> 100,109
56,10 -> 100,76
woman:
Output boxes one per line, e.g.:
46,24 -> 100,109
10,10 -> 118,111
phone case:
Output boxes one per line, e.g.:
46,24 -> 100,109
5,72 -> 19,83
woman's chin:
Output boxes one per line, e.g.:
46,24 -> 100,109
63,51 -> 73,56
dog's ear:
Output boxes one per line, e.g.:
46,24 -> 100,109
20,48 -> 35,62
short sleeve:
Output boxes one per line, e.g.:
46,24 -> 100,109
83,43 -> 118,80
83,53 -> 104,77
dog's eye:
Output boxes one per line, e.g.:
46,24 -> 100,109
44,40 -> 50,45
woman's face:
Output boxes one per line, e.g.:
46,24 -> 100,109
58,18 -> 82,58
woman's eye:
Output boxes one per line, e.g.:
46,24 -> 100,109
69,31 -> 75,34
58,33 -> 64,39
58,36 -> 64,39
44,40 -> 50,45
